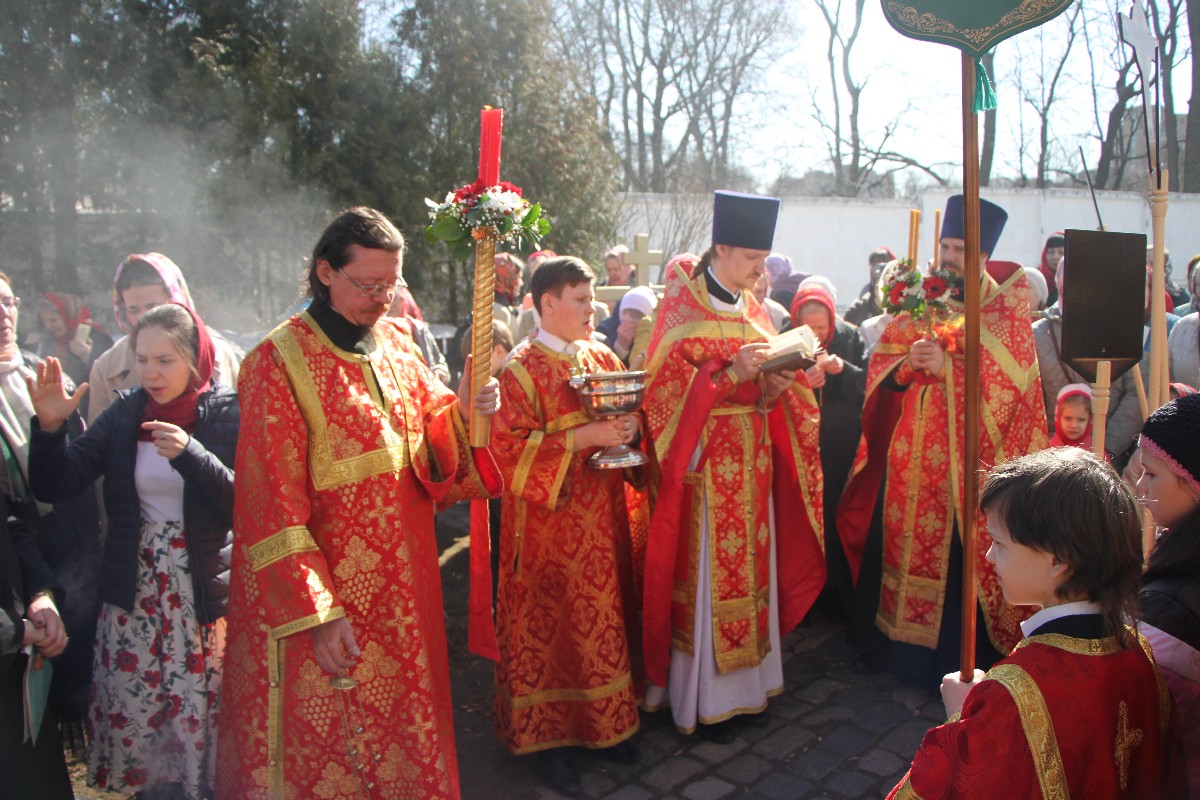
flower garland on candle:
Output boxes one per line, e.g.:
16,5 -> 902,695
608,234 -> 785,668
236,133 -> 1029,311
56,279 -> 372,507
425,179 -> 551,260
879,258 -> 963,320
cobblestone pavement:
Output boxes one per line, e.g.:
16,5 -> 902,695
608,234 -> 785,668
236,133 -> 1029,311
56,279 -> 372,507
438,504 -> 946,800
68,503 -> 944,799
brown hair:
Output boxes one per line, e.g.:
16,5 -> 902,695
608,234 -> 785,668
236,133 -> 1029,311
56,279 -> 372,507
133,304 -> 199,378
459,319 -> 515,362
116,258 -> 166,294
530,257 -> 593,314
980,448 -> 1142,646
307,207 -> 406,304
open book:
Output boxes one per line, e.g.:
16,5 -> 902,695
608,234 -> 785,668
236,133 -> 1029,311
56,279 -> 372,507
761,325 -> 821,374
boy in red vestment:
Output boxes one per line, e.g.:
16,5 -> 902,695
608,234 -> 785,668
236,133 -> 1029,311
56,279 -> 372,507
889,448 -> 1187,799
217,208 -> 501,800
490,257 -> 646,797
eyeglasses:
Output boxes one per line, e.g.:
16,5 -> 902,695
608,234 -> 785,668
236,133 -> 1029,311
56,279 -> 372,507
0,296 -> 20,315
335,270 -> 407,298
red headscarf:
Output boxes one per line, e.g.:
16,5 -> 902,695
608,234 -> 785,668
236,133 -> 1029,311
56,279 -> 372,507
1048,383 -> 1093,450
789,285 -> 837,347
135,304 -> 216,441
39,293 -> 102,346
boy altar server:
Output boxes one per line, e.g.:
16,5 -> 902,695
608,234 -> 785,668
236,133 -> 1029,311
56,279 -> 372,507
491,256 -> 646,797
889,448 -> 1186,799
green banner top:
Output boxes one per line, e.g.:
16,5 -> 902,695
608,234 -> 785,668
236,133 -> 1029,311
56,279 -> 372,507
880,0 -> 1076,60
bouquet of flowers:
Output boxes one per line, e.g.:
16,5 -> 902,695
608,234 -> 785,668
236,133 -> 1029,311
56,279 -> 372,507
879,259 -> 964,321
425,179 -> 551,260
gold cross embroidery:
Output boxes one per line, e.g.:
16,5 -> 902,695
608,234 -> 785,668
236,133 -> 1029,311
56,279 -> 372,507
1114,700 -> 1144,790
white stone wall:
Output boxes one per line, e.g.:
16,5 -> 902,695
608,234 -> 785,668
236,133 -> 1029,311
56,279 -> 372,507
616,187 -> 1200,309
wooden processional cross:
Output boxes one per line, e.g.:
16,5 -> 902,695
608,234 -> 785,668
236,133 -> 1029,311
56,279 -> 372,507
594,233 -> 665,307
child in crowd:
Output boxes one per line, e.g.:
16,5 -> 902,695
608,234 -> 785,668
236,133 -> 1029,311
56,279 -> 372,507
1137,393 -> 1200,796
889,448 -> 1186,799
1048,382 -> 1093,450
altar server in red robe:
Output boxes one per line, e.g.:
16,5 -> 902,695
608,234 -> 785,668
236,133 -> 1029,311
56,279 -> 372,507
889,448 -> 1187,799
217,207 -> 501,800
641,191 -> 825,743
839,196 -> 1047,682
490,256 -> 646,796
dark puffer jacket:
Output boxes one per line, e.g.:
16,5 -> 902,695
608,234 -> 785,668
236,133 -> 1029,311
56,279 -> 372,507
28,386 -> 238,624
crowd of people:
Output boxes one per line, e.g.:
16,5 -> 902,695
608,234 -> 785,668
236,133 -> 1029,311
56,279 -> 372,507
0,193 -> 1198,799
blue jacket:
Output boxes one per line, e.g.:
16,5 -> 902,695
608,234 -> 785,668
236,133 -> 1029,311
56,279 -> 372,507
28,386 -> 238,624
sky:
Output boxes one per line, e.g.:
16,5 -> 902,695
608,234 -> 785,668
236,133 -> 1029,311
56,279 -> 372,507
744,0 -> 1192,191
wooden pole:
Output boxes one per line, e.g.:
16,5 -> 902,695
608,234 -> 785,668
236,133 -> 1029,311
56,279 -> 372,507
1148,171 -> 1169,412
1133,366 -> 1150,421
959,53 -> 982,682
1091,361 -> 1111,460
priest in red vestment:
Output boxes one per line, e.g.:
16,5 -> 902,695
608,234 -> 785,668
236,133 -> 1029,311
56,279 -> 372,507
490,256 -> 646,796
889,449 -> 1186,799
642,191 -> 826,742
216,208 -> 501,800
838,195 -> 1047,683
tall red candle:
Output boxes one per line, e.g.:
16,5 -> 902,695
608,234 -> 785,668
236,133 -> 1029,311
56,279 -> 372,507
478,107 -> 503,186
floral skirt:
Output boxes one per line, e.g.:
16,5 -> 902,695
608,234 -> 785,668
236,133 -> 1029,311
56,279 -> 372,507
86,519 -> 224,799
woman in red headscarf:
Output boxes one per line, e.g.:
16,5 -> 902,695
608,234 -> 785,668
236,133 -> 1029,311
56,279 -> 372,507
789,280 -> 867,623
34,293 -> 113,388
27,303 -> 238,800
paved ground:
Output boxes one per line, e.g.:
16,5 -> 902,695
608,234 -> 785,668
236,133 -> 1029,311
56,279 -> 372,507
438,504 -> 946,800
70,503 -> 945,799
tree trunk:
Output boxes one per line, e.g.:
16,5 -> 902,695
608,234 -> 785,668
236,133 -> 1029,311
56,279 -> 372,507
1186,0 -> 1200,190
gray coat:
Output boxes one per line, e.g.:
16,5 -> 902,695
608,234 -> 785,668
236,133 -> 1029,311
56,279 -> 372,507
1169,313 -> 1199,388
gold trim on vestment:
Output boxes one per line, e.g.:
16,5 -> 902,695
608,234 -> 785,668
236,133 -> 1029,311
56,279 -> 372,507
506,720 -> 640,756
269,319 -> 411,492
670,472 -> 705,654
266,627 -> 284,796
1136,629 -> 1173,738
890,777 -> 923,800
511,431 -> 542,499
270,606 -> 346,640
506,360 -> 540,418
1016,633 -> 1121,656
249,526 -> 318,572
497,672 -> 633,711
653,370 -> 693,464
778,395 -> 823,548
546,411 -> 590,434
985,663 -> 1069,800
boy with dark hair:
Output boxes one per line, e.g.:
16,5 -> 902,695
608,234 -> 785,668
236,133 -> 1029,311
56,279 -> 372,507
889,448 -> 1186,799
491,255 -> 645,796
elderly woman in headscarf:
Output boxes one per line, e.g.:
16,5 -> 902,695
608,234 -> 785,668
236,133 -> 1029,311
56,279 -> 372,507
789,278 -> 866,621
1022,265 -> 1050,319
34,293 -> 113,389
764,252 -> 807,311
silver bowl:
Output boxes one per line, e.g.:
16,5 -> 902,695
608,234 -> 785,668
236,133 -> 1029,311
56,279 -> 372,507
569,370 -> 648,469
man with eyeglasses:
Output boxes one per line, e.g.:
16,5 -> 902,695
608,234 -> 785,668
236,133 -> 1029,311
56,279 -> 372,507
87,253 -> 243,424
218,206 -> 502,800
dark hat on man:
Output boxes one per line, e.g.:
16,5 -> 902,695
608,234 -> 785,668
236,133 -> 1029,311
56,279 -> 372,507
940,195 -> 1008,257
1139,393 -> 1200,496
712,191 -> 780,251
